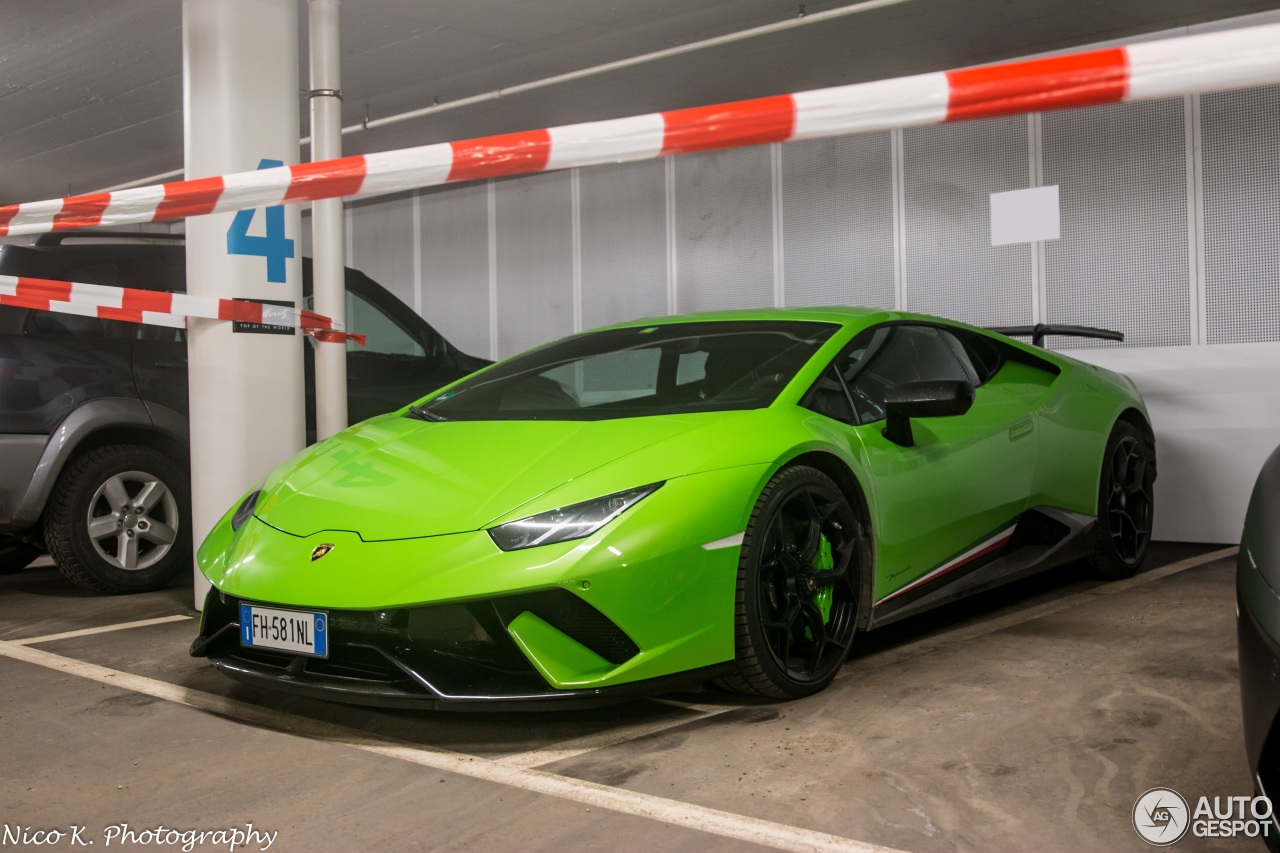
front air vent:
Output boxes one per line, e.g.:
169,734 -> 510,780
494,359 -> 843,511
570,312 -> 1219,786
494,588 -> 640,664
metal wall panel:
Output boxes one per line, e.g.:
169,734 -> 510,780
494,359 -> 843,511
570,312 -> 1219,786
579,159 -> 669,330
781,133 -> 895,309
1202,84 -> 1280,344
494,171 -> 574,358
418,182 -> 491,359
902,117 -> 1032,326
348,192 -> 416,309
1043,99 -> 1191,348
673,146 -> 774,313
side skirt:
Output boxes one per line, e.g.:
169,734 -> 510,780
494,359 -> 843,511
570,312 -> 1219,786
867,507 -> 1096,629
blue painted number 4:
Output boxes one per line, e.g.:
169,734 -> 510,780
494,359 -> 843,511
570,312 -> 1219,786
226,158 -> 295,283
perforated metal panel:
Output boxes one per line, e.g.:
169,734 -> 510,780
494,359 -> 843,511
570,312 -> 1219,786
348,192 -> 416,310
1043,98 -> 1191,349
494,171 -> 574,358
1202,85 -> 1280,345
781,133 -> 895,309
580,159 -> 668,329
903,117 -> 1032,326
418,182 -> 490,359
674,146 -> 774,313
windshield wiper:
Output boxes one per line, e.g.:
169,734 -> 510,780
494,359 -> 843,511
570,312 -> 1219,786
406,405 -> 447,422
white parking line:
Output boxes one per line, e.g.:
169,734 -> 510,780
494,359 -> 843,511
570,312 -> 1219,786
10,614 -> 192,646
648,697 -> 730,714
0,640 -> 906,853
496,704 -> 733,769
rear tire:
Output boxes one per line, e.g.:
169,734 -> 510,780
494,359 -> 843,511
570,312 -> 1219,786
45,445 -> 190,594
719,466 -> 863,699
1087,421 -> 1155,580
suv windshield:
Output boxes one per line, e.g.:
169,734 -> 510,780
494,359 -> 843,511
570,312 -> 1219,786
414,321 -> 837,422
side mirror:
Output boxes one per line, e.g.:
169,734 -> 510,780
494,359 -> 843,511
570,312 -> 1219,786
882,379 -> 975,447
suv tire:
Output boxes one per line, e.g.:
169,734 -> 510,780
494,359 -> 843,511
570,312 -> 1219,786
45,445 -> 190,594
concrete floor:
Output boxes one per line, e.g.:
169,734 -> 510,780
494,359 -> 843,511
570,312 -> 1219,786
0,544 -> 1257,852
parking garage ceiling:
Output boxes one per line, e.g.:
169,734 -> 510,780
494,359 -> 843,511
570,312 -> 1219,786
2,0 -> 1278,207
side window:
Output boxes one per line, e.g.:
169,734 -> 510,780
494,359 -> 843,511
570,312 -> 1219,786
344,290 -> 425,357
844,326 -> 975,423
800,367 -> 855,423
949,329 -> 1003,384
800,327 -> 885,424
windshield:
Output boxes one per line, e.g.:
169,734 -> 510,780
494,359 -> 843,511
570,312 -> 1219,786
413,321 -> 838,422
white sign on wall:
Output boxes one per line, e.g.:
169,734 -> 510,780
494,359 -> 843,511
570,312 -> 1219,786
990,185 -> 1060,246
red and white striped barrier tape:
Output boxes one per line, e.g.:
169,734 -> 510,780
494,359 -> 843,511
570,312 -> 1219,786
1,22 -> 1278,237
0,274 -> 366,345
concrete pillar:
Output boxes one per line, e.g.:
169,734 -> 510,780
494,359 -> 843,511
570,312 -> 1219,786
183,0 -> 304,608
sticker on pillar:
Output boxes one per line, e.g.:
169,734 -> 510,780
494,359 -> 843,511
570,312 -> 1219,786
226,158 -> 296,283
233,298 -> 295,336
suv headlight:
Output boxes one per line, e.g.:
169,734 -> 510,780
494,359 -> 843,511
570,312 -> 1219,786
230,486 -> 263,532
488,483 -> 663,551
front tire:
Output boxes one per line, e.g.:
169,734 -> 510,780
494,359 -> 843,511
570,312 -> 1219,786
45,445 -> 191,594
1088,421 -> 1155,580
720,466 -> 864,699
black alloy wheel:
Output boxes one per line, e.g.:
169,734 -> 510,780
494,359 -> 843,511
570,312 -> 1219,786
1088,421 -> 1155,579
721,465 -> 863,698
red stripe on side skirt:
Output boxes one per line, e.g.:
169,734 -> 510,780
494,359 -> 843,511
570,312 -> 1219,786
878,531 -> 1015,605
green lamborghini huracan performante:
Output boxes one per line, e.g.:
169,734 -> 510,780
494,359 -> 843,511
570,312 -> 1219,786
191,308 -> 1156,708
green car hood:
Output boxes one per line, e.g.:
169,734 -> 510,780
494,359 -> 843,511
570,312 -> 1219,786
255,413 -> 715,540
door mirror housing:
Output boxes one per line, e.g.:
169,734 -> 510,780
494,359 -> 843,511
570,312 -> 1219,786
882,379 -> 975,447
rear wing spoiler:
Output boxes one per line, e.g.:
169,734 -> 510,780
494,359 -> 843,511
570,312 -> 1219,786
988,323 -> 1123,348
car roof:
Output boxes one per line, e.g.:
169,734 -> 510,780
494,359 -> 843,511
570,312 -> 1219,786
594,305 -> 941,333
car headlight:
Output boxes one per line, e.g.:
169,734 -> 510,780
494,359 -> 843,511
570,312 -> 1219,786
230,486 -> 263,532
488,483 -> 663,551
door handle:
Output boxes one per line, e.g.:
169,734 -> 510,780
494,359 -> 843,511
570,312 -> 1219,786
1008,419 -> 1033,441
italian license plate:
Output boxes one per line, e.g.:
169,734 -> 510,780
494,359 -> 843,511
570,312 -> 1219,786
239,603 -> 328,658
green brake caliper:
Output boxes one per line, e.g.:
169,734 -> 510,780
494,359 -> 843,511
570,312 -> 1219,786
803,534 -> 835,641
813,534 -> 834,624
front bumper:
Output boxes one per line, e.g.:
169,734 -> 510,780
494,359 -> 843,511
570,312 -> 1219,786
192,465 -> 769,707
191,586 -> 732,709
1238,554 -> 1280,845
